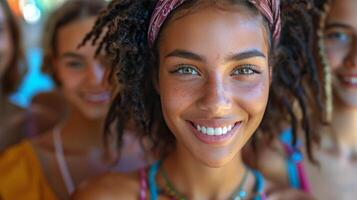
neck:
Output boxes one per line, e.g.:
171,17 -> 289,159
59,105 -> 105,152
161,145 -> 246,200
330,99 -> 357,150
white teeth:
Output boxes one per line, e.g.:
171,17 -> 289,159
222,127 -> 228,134
195,124 -> 235,136
342,77 -> 357,84
201,126 -> 207,134
351,77 -> 357,84
197,125 -> 201,131
215,127 -> 222,135
207,128 -> 214,135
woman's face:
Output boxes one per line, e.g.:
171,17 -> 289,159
325,0 -> 357,107
157,6 -> 270,167
54,17 -> 111,120
0,4 -> 14,80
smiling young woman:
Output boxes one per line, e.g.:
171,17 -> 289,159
0,1 -> 148,200
72,0 -> 320,199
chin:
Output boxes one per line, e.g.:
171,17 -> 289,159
193,147 -> 241,168
334,86 -> 357,107
335,92 -> 357,107
81,108 -> 108,120
201,159 -> 231,168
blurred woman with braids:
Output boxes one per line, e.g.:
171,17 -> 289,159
254,0 -> 357,199
72,0 -> 321,199
0,0 -> 27,152
0,0 -> 148,200
301,0 -> 357,199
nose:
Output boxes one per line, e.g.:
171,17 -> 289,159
86,61 -> 106,85
197,75 -> 232,116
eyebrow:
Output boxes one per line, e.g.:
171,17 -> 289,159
165,49 -> 266,62
165,49 -> 203,61
226,49 -> 266,61
326,22 -> 353,30
60,52 -> 84,60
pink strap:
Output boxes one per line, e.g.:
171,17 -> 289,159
297,162 -> 311,193
139,168 -> 148,200
282,143 -> 311,193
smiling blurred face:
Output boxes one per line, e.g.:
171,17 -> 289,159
157,5 -> 270,167
0,3 -> 14,80
325,0 -> 357,107
54,17 -> 111,120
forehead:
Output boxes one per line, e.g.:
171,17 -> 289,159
159,6 -> 268,59
56,17 -> 96,54
328,0 -> 357,29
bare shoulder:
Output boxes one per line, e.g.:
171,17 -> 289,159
255,139 -> 288,186
71,171 -> 141,200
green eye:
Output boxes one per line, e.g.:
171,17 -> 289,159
66,61 -> 85,69
326,32 -> 352,44
172,65 -> 200,75
232,65 -> 257,75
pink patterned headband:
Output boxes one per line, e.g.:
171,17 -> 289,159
147,0 -> 281,47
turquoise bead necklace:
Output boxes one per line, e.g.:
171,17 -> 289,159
158,162 -> 249,200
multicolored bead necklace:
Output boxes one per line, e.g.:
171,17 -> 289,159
158,162 -> 249,200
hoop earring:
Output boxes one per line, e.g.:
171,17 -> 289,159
317,1 -> 333,123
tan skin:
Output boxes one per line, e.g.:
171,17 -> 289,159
30,17 -> 114,200
73,4 -> 311,200
256,0 -> 357,199
0,2 -> 26,152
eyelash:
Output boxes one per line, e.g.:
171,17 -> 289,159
232,64 -> 261,76
326,32 -> 352,43
65,60 -> 85,69
170,64 -> 200,75
169,64 -> 260,77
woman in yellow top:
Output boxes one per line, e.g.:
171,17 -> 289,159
0,0 -> 27,152
0,0 -> 148,199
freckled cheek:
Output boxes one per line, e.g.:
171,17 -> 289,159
233,80 -> 270,116
159,79 -> 199,117
58,71 -> 85,91
326,49 -> 346,71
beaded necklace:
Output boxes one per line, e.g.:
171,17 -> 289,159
160,166 -> 248,200
148,160 -> 265,200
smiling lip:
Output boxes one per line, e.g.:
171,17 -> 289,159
337,74 -> 357,89
187,120 -> 242,145
81,92 -> 111,105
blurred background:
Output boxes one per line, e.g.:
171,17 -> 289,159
6,0 -> 110,107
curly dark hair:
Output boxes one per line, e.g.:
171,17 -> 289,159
81,0 -> 322,161
313,0 -> 330,10
0,0 -> 26,96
